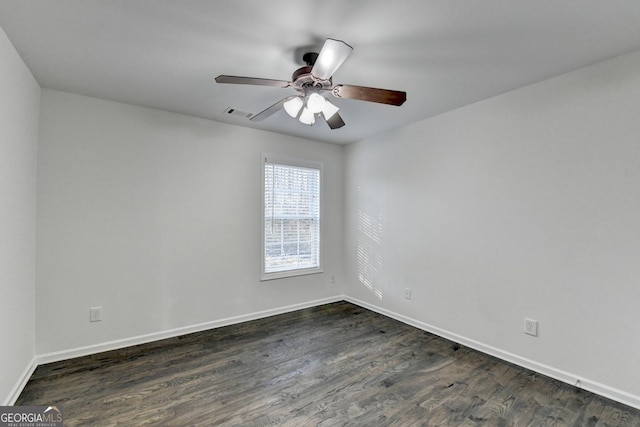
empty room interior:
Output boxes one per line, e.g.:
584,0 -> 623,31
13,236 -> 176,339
2,1 -> 640,425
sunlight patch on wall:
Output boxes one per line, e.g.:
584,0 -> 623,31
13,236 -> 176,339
356,186 -> 384,300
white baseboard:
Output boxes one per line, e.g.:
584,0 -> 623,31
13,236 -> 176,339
344,296 -> 640,411
37,295 -> 344,365
10,295 -> 639,412
6,296 -> 341,404
3,356 -> 37,405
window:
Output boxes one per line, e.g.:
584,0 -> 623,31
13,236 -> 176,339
262,155 -> 322,280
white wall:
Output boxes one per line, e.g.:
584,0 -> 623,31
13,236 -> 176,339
36,90 -> 344,357
0,26 -> 40,404
344,50 -> 640,407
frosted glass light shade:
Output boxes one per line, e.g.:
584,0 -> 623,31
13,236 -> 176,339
283,97 -> 303,118
306,93 -> 326,114
299,107 -> 315,125
311,39 -> 353,80
321,99 -> 339,119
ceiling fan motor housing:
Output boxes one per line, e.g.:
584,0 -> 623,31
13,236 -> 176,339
292,64 -> 332,94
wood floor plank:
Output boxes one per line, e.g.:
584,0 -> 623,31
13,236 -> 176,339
16,302 -> 640,426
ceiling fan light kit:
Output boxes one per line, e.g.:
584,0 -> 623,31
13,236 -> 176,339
215,38 -> 407,129
321,99 -> 340,120
283,96 -> 304,118
299,107 -> 316,125
306,92 -> 326,113
282,93 -> 340,126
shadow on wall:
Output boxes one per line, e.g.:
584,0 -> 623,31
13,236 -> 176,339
356,186 -> 384,300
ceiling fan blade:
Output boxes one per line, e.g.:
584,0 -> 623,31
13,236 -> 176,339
332,84 -> 407,106
311,39 -> 353,81
323,111 -> 346,129
250,96 -> 296,122
215,75 -> 291,88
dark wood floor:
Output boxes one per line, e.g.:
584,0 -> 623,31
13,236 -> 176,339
17,302 -> 640,426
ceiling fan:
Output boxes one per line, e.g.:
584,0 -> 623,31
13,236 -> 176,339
215,38 -> 407,129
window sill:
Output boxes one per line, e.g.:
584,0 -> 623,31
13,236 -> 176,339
261,267 -> 323,282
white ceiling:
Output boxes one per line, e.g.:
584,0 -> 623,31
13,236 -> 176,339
2,1 -> 640,144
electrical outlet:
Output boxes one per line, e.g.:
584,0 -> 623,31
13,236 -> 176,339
404,288 -> 411,299
524,318 -> 537,336
90,307 -> 102,322
330,274 -> 336,284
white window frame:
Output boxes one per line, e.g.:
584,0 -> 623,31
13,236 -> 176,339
261,153 -> 323,281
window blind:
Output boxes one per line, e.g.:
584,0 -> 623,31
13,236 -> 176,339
264,161 -> 320,274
